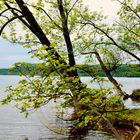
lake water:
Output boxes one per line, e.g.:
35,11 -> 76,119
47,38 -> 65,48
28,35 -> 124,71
0,76 -> 140,140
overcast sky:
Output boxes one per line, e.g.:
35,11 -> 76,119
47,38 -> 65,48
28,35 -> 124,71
0,0 -> 120,68
87,0 -> 120,20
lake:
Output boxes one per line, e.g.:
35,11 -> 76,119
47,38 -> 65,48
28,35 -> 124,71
0,75 -> 140,140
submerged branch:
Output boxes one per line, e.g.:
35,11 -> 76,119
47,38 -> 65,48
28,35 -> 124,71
37,108 -> 68,135
93,109 -> 124,140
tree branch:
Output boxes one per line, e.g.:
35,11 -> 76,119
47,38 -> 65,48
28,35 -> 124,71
5,38 -> 41,45
29,4 -> 62,31
1,3 -> 22,15
116,0 -> 140,19
0,15 -> 23,35
93,109 -> 124,140
57,0 -> 77,67
116,21 -> 140,38
4,2 -> 35,35
80,20 -> 140,61
67,0 -> 78,15
15,0 -> 51,46
0,15 -> 9,20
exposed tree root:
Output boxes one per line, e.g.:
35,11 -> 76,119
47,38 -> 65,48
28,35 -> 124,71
36,105 -> 140,140
132,124 -> 140,140
93,109 -> 124,140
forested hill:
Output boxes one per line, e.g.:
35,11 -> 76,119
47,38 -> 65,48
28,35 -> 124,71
0,64 -> 140,77
0,68 -> 19,75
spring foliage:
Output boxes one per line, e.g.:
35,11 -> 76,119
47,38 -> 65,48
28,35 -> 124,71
0,0 -> 139,128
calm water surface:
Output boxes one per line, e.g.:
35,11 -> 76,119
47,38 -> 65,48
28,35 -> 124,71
0,76 -> 140,140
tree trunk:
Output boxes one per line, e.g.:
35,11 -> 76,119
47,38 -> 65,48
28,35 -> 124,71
57,0 -> 77,68
4,1 -> 125,136
95,51 -> 126,96
14,0 -> 85,114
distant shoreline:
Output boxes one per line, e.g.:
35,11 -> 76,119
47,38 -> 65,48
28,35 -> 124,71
0,74 -> 139,78
0,64 -> 140,77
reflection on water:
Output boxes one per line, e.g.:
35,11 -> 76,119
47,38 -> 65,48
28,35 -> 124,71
81,77 -> 140,109
0,76 -> 139,140
0,103 -> 120,140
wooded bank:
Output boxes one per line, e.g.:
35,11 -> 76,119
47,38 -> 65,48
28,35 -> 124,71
0,64 -> 139,77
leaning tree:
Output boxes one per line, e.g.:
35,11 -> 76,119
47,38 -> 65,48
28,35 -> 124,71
0,0 -> 139,138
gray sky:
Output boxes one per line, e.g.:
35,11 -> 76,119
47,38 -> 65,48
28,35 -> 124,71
0,0 -> 120,68
87,0 -> 120,20
27,0 -> 120,20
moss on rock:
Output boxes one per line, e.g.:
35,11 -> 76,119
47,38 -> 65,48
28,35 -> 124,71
131,89 -> 140,101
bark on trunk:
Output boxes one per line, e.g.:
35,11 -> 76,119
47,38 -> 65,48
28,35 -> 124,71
4,2 -> 125,136
13,0 -> 83,112
57,0 -> 77,68
95,51 -> 125,96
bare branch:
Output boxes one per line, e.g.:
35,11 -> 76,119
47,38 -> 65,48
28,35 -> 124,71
116,21 -> 140,38
79,20 -> 140,61
0,15 -> 23,35
67,0 -> 78,15
1,2 -> 22,15
4,1 -> 40,41
31,5 -> 62,30
81,51 -> 96,55
15,0 -> 51,46
1,15 -> 9,20
4,38 -> 41,45
0,9 -> 11,16
116,0 -> 140,19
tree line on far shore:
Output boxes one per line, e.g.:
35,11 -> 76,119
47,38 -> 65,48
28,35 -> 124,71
0,64 -> 139,77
